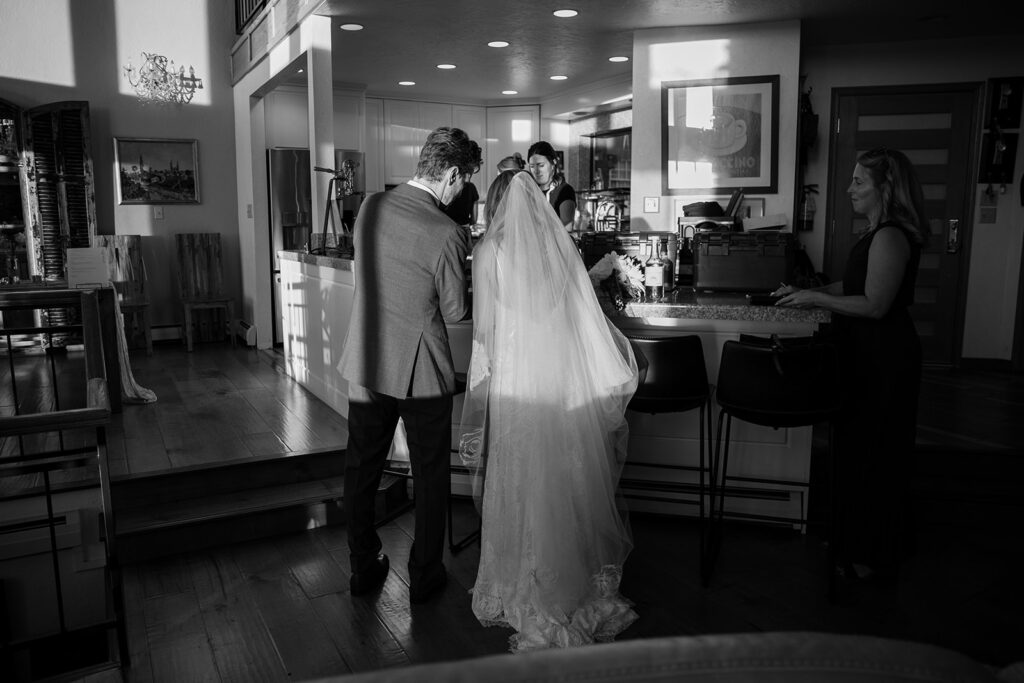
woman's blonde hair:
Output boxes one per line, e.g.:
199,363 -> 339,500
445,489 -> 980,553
484,170 -> 524,225
857,147 -> 929,246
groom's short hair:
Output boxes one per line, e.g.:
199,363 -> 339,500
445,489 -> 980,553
416,127 -> 482,181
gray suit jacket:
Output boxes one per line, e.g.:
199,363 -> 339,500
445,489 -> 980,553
339,183 -> 470,399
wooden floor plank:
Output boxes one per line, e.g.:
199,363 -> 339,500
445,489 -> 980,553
240,431 -> 291,457
230,538 -> 351,678
186,550 -> 287,683
122,436 -> 173,475
274,531 -> 348,599
148,633 -> 221,683
121,564 -> 155,683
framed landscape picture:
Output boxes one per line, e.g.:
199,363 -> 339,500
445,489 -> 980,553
114,137 -> 199,204
661,75 -> 779,195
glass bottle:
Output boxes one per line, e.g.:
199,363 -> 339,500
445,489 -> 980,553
644,240 -> 665,302
660,238 -> 675,294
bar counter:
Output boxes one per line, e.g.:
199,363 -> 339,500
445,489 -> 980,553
277,250 -> 829,524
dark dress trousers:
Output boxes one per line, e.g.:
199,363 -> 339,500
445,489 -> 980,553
338,182 -> 470,589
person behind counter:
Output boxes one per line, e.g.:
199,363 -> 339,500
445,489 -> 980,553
527,140 -> 576,229
773,146 -> 928,583
443,178 -> 479,227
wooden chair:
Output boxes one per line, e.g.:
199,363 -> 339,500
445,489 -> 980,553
175,233 -> 235,352
92,234 -> 153,355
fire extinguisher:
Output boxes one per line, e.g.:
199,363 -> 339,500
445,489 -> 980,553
799,184 -> 818,232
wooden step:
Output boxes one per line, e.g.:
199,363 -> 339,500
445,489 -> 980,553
110,447 -> 346,509
112,452 -> 410,563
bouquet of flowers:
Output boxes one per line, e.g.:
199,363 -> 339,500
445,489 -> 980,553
588,250 -> 645,310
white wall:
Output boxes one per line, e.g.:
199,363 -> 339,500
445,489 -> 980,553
802,36 -> 1024,361
233,13 -> 335,350
630,21 -> 801,233
0,0 -> 239,333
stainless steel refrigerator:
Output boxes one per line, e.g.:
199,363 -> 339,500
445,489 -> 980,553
268,148 -> 364,345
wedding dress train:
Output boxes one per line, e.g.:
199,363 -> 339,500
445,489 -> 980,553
460,172 -> 638,652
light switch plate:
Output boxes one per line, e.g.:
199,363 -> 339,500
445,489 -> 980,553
643,196 -> 659,213
153,206 -> 164,220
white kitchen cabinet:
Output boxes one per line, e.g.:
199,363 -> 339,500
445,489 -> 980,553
453,105 -> 487,171
364,98 -> 384,193
383,100 -> 455,184
333,90 -> 364,151
483,105 -> 540,193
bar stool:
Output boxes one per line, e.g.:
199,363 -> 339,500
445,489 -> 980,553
621,331 -> 714,583
708,334 -> 841,598
446,372 -> 481,553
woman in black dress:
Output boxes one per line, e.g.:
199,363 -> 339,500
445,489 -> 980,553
774,147 -> 928,581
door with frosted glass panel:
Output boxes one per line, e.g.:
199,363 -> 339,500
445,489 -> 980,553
826,84 -> 982,365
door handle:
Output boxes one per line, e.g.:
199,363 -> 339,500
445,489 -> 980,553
946,218 -> 960,254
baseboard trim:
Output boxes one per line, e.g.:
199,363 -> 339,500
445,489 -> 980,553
958,357 -> 1013,372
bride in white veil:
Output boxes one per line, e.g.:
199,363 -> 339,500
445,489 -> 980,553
459,171 -> 639,652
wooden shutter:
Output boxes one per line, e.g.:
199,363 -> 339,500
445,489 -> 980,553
22,101 -> 97,280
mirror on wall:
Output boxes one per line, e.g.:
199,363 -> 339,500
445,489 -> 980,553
589,127 -> 631,191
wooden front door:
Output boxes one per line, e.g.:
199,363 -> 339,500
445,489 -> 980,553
825,84 -> 982,365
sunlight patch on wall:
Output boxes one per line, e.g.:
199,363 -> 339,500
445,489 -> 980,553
0,0 -> 75,86
548,120 -> 571,151
646,39 -> 731,88
511,119 -> 534,143
115,0 -> 212,106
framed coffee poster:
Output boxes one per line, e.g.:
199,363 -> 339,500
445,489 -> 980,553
661,75 -> 779,194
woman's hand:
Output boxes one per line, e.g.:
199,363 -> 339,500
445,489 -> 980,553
770,282 -> 797,297
776,289 -> 820,309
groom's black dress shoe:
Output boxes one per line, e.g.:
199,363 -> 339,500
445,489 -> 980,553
409,568 -> 448,604
350,554 -> 389,595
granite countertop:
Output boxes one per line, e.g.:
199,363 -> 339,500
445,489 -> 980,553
279,249 -> 353,271
611,290 -> 830,324
279,249 -> 828,325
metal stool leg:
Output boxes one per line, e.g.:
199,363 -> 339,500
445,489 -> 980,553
703,409 -> 732,586
826,421 -> 838,603
447,457 -> 481,553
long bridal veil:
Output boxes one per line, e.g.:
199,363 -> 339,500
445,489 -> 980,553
458,172 -> 639,652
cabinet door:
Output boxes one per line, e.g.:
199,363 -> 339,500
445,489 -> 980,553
484,105 -> 540,193
418,102 -> 453,136
384,99 -> 421,184
364,98 -> 384,193
333,91 -> 364,151
453,105 -> 486,170
21,101 -> 96,281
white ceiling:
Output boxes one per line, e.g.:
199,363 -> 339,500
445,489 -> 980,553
313,0 -> 1020,112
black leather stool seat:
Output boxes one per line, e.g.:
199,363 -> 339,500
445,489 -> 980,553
628,334 -> 710,415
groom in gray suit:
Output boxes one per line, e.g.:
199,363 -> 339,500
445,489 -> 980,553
339,127 -> 481,603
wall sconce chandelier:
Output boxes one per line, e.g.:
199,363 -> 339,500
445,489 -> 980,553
124,52 -> 203,105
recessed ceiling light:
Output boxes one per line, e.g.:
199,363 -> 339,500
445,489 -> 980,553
553,9 -> 578,18
437,63 -> 456,70
550,75 -> 568,81
297,68 -> 304,73
398,81 -> 415,86
339,23 -> 364,31
609,56 -> 629,63
502,90 -> 518,95
488,41 -> 510,48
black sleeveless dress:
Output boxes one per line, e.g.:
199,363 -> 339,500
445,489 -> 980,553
831,221 -> 922,573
